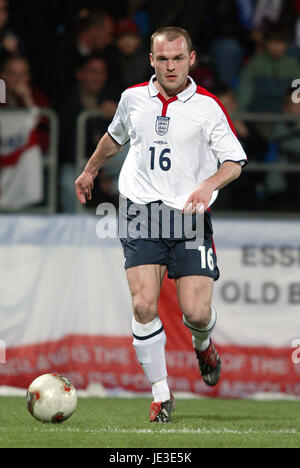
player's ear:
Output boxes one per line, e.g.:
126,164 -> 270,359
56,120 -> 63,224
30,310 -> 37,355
190,50 -> 196,67
149,52 -> 155,69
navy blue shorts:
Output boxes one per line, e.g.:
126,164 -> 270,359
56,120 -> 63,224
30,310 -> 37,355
119,199 -> 220,281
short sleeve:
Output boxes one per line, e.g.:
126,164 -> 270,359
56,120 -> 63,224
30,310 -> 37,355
107,94 -> 129,146
210,112 -> 248,167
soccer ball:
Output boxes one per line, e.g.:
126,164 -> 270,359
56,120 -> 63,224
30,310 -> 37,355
26,373 -> 77,424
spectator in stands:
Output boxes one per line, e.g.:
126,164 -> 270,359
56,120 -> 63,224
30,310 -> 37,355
265,90 -> 300,203
209,1 -> 248,86
252,0 -> 296,34
0,55 -> 44,211
245,1 -> 300,61
57,54 -> 121,213
189,54 -> 217,91
0,54 -> 50,153
295,1 -> 300,54
274,90 -> 300,159
76,9 -> 114,54
215,84 -> 267,155
115,18 -> 152,88
237,27 -> 300,113
55,9 -> 124,98
253,0 -> 283,29
214,83 -> 268,210
0,0 -> 22,56
145,0 -> 205,47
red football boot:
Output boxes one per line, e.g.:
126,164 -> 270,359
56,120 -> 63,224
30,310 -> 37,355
150,392 -> 175,423
195,340 -> 221,387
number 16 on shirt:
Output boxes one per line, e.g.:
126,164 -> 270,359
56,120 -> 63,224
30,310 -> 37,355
150,147 -> 171,172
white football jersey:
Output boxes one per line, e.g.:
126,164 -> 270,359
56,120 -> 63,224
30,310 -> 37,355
108,75 -> 247,210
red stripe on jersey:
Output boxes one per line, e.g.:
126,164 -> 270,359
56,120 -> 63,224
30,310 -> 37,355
127,81 -> 149,90
0,129 -> 39,168
196,86 -> 238,137
212,237 -> 216,255
157,93 -> 178,117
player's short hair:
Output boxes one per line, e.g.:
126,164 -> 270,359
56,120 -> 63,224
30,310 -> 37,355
151,27 -> 193,55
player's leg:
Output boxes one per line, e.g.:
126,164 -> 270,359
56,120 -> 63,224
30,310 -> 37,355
176,275 -> 216,350
126,264 -> 174,422
176,275 -> 221,386
119,197 -> 175,421
167,207 -> 221,386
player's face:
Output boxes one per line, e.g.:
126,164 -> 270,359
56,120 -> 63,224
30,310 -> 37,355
150,36 -> 196,97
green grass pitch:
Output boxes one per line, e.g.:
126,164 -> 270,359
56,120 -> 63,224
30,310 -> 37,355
0,396 -> 299,448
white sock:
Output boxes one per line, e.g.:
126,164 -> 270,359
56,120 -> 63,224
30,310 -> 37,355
152,378 -> 170,402
132,316 -> 170,399
183,306 -> 217,352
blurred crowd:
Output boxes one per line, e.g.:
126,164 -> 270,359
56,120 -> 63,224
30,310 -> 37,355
0,0 -> 300,213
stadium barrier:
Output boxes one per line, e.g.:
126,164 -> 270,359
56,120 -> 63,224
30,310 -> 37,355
0,108 -> 58,214
1,108 -> 299,215
0,215 -> 299,398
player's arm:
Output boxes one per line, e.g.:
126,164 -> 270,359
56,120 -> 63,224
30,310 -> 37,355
184,104 -> 248,214
206,160 -> 242,190
75,132 -> 122,204
183,161 -> 242,214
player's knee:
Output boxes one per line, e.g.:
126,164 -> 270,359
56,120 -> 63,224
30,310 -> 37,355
133,296 -> 158,324
183,302 -> 211,328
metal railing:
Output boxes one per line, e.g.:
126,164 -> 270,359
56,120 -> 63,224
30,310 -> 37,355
76,110 -> 99,214
40,108 -> 59,214
0,108 -> 58,214
5,107 -> 299,216
234,113 -> 300,173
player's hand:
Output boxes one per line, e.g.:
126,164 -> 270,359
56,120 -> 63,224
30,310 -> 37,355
75,170 -> 96,204
183,181 -> 215,215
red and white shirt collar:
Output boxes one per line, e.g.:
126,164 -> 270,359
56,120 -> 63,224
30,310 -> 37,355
148,75 -> 197,103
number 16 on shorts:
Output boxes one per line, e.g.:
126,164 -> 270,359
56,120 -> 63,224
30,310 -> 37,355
198,246 -> 215,271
